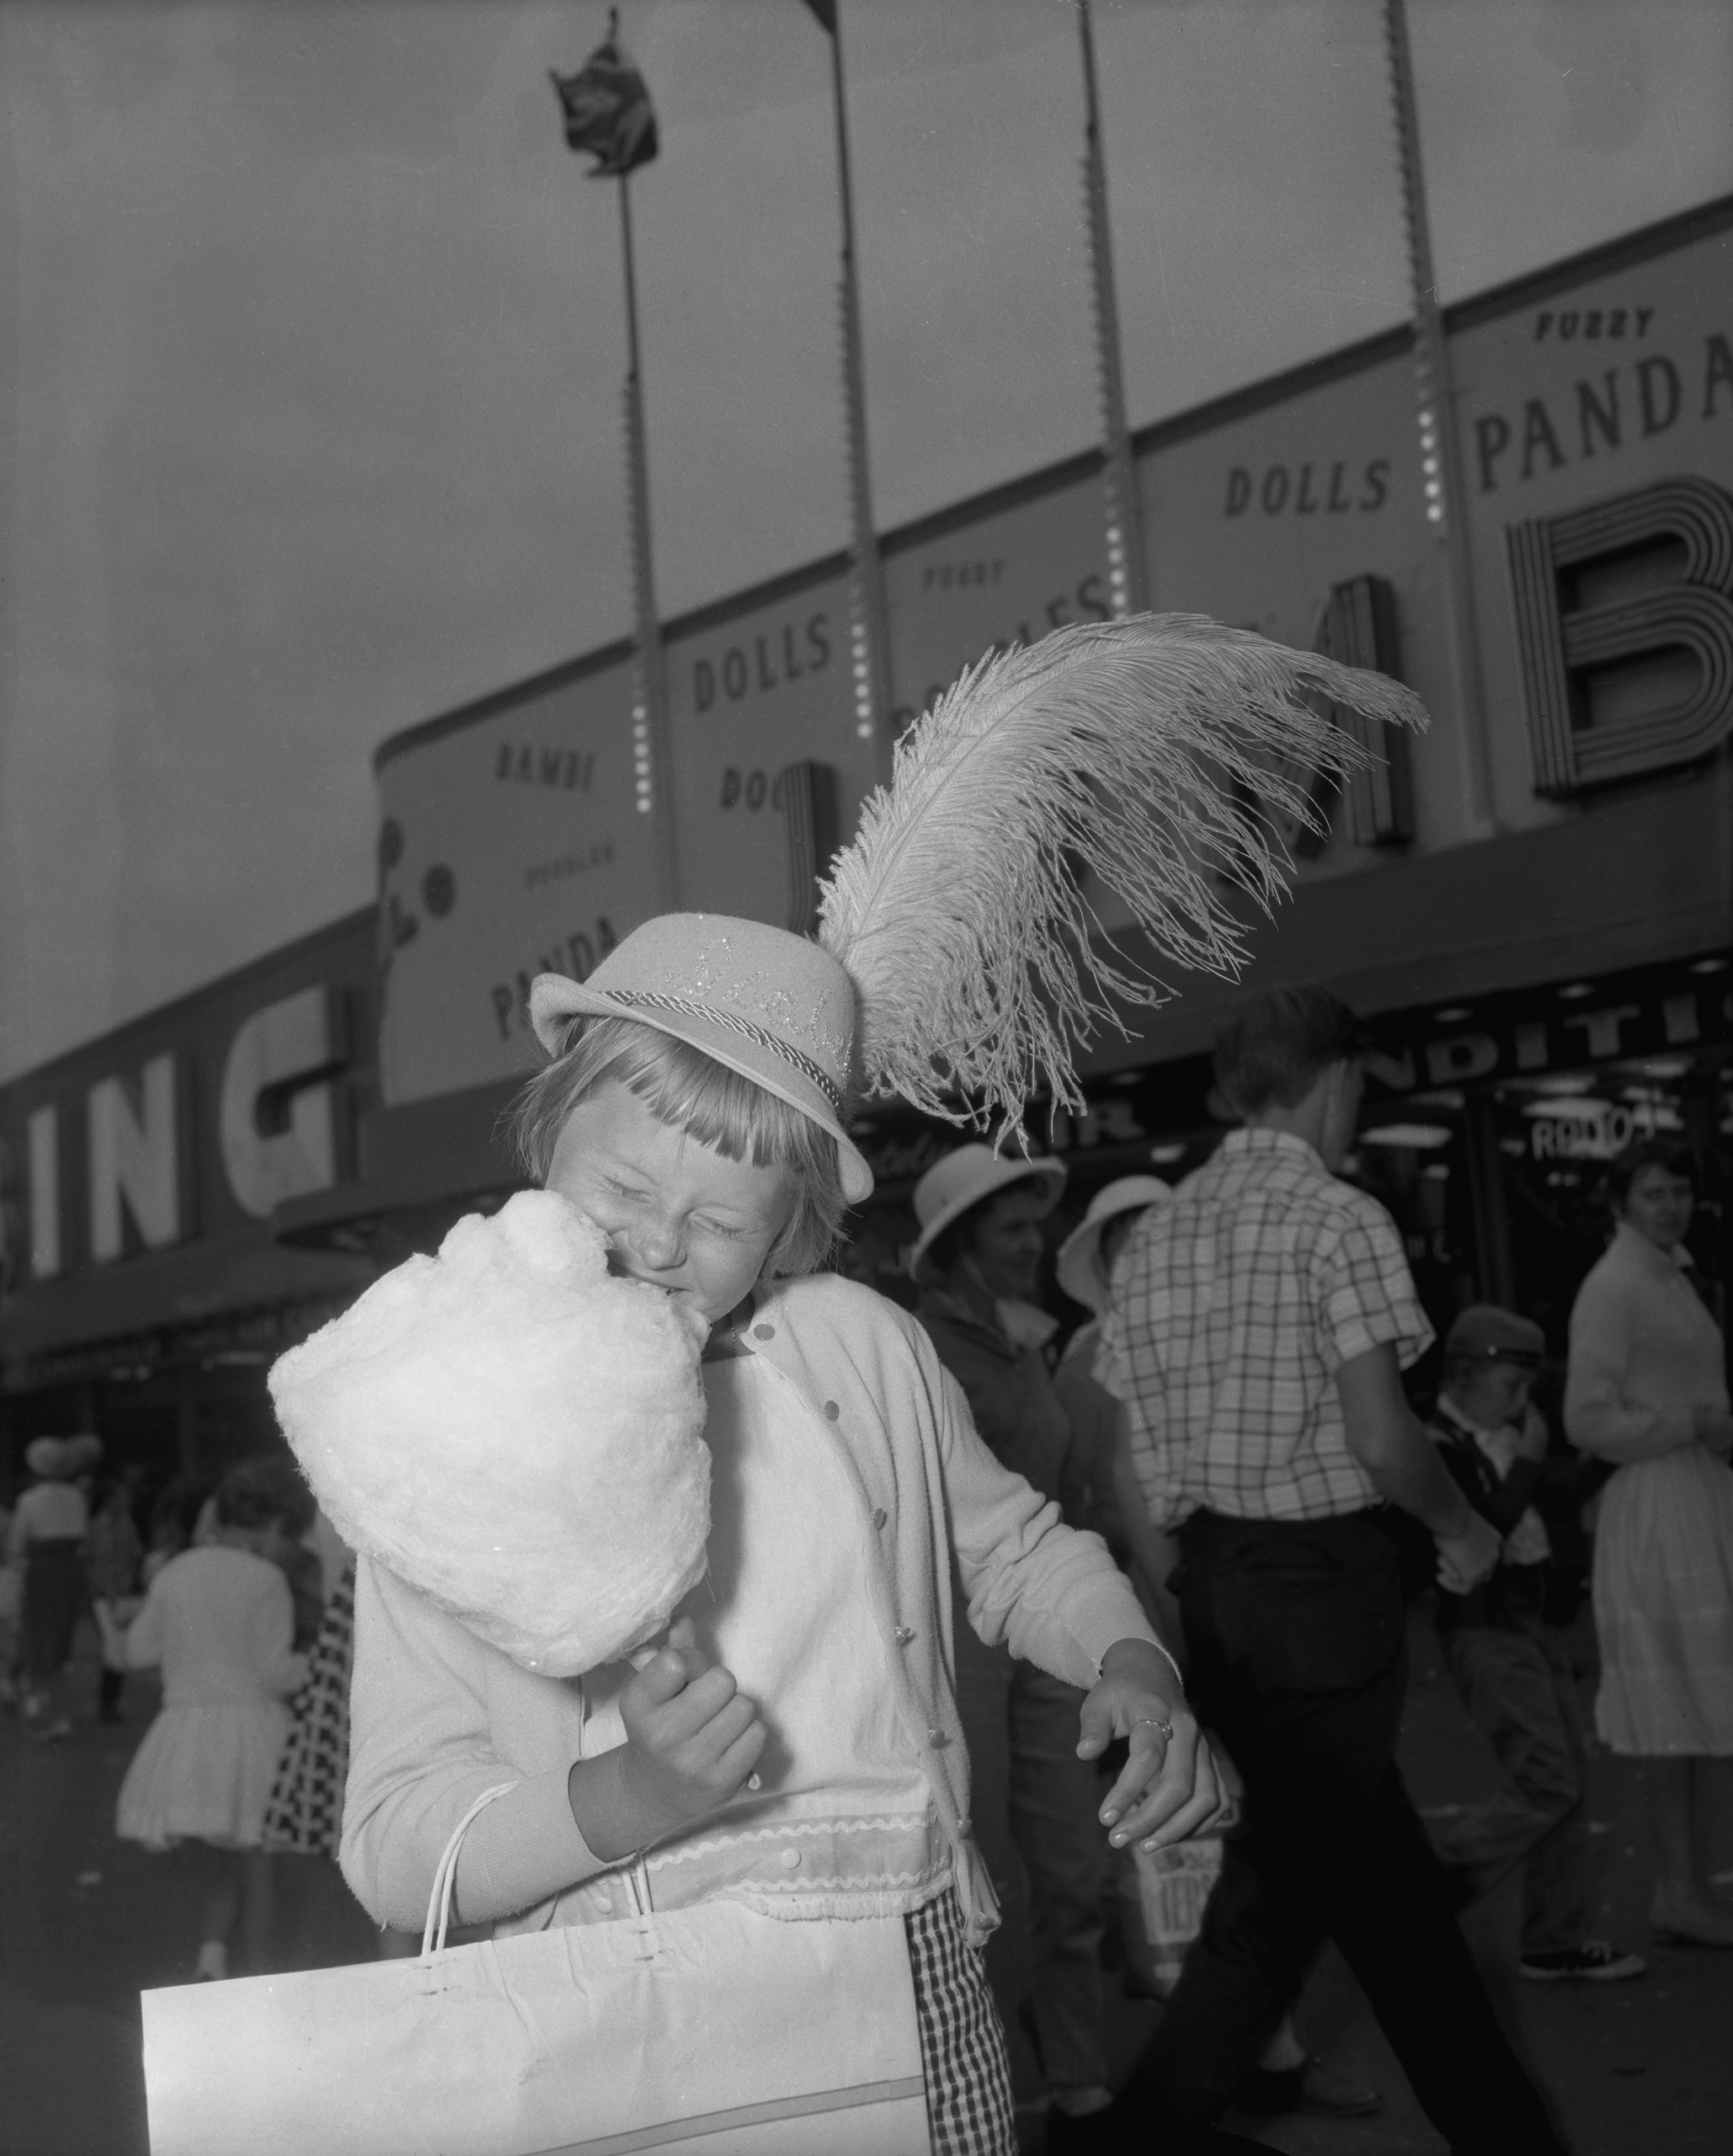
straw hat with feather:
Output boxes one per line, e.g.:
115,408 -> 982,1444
528,615 -> 1426,1193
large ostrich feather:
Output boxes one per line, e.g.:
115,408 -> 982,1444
819,612 -> 1426,1132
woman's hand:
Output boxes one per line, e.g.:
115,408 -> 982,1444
1077,1637 -> 1229,1854
571,1618 -> 766,1860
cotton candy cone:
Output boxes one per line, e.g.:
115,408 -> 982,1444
269,1190 -> 711,1677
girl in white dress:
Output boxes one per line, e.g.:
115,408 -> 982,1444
1565,1141 -> 1733,1945
116,1459 -> 309,1979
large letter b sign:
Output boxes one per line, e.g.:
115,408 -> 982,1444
1507,476 -> 1733,797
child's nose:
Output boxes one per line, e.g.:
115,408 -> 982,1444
632,1217 -> 685,1271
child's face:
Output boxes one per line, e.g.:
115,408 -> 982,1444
547,1079 -> 797,1322
1448,1359 -> 1533,1431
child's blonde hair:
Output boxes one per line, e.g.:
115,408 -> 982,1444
509,1014 -> 851,1278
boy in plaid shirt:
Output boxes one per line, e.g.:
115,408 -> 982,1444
1098,988 -> 1566,2154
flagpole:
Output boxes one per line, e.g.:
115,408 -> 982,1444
616,164 -> 679,905
1078,0 -> 1146,619
1384,0 -> 1496,836
818,5 -> 892,782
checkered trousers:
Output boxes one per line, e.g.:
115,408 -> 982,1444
1099,1128 -> 1433,1528
906,1890 -> 1016,2155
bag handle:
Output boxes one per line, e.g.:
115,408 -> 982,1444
420,1783 -> 517,1960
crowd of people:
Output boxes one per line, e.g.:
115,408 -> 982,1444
3,974 -> 1728,2155
3,1444 -> 361,1985
897,986 -> 1729,2149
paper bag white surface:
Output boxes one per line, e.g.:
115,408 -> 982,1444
141,1903 -> 930,2156
269,1189 -> 710,1676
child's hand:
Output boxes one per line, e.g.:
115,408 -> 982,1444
606,1618 -> 767,1852
1078,1637 -> 1230,1855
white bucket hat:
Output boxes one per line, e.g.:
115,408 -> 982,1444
1055,1174 -> 1172,1315
907,1143 -> 1067,1283
528,914 -> 873,1204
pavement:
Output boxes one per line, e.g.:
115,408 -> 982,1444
2,1613 -> 1730,2156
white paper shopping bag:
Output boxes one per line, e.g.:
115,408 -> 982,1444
141,1790 -> 931,2156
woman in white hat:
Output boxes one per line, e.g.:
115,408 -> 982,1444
8,1437 -> 91,1737
1053,1178 -> 1175,1563
910,1145 -> 1135,2145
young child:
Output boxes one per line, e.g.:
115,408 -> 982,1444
338,917 -> 1226,2156
1426,1305 -> 1645,1983
116,1459 -> 310,1981
331,621 -> 1420,2152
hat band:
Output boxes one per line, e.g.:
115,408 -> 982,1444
605,989 -> 846,1118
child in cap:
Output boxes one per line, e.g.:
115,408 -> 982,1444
1426,1305 -> 1644,1983
335,919 -> 1226,2155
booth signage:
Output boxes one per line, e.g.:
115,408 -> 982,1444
1507,475 -> 1733,795
1362,965 -> 1727,1097
375,660 -> 658,1104
4,974 -> 360,1289
367,205 -> 1733,1113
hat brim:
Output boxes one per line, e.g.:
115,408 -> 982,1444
908,1156 -> 1066,1282
1445,1342 -> 1545,1368
1055,1182 -> 1170,1312
529,974 -> 873,1206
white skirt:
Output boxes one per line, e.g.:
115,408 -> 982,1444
115,1700 -> 291,1850
1592,1446 -> 1733,1757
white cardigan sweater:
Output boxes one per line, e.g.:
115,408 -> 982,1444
340,1270 -> 1159,1947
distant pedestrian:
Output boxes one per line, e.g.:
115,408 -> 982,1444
1426,1304 -> 1645,1983
141,1475 -> 216,1591
1099,987 -> 1566,2153
8,1438 -> 89,1740
115,1460 -> 309,1982
911,1144 -> 1120,2147
1053,1177 -> 1172,1564
262,1554 -> 356,1863
85,1477 -> 144,1723
1565,1141 -> 1733,1946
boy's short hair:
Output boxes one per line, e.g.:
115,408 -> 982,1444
509,1013 -> 851,1278
215,1456 -> 314,1535
1213,986 -> 1369,1117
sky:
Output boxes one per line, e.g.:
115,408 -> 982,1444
3,0 -> 1731,1080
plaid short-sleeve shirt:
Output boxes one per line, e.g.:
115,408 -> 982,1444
1099,1127 -> 1434,1526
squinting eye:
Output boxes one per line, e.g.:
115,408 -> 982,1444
698,1219 -> 746,1241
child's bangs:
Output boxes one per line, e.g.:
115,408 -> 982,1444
612,1026 -> 813,1171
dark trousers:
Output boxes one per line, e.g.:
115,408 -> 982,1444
1113,1510 -> 1566,2155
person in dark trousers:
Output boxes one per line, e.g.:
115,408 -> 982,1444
911,1145 -> 1120,2151
1097,987 -> 1569,2154
1425,1304 -> 1645,1984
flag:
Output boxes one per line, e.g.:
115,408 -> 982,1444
551,15 -> 659,177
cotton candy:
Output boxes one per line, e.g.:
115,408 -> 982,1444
269,1190 -> 711,1677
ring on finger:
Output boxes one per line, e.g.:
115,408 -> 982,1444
1132,1716 -> 1175,1742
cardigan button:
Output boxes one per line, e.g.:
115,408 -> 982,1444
872,1508 -> 888,1529
780,1848 -> 802,1871
823,1401 -> 840,1421
754,1324 -> 776,1341
894,1625 -> 915,1646
926,1726 -> 949,1748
